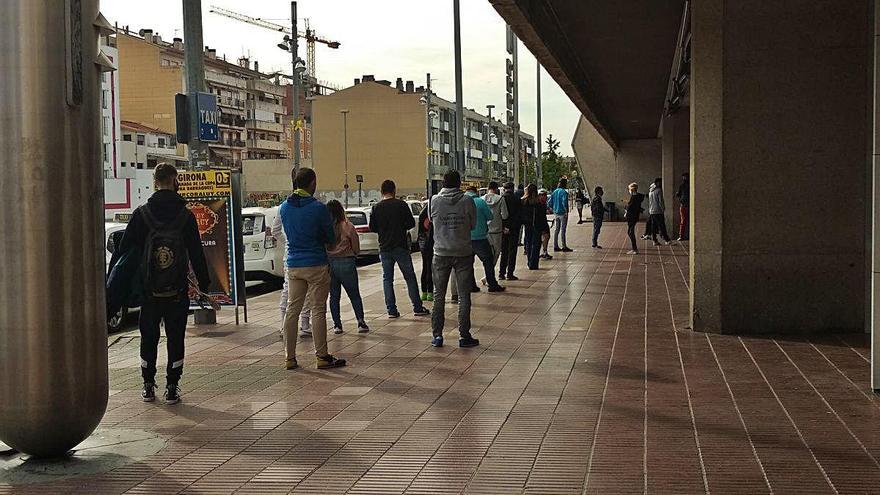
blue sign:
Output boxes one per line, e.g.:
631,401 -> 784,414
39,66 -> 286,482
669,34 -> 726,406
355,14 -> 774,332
196,92 -> 220,142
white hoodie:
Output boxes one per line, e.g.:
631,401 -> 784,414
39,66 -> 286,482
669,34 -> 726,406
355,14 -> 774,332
482,192 -> 508,234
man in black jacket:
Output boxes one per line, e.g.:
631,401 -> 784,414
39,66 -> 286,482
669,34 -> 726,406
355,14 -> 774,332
116,163 -> 210,404
590,186 -> 607,249
624,182 -> 646,255
499,182 -> 522,280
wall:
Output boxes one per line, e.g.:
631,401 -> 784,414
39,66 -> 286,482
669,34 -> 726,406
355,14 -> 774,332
661,108 -> 690,232
312,82 -> 427,197
117,35 -> 182,134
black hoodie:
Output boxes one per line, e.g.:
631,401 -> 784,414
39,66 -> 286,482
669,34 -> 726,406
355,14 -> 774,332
502,189 -> 522,230
117,189 -> 211,292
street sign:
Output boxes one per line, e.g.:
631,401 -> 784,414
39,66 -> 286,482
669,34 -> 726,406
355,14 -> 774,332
355,174 -> 364,183
196,92 -> 219,142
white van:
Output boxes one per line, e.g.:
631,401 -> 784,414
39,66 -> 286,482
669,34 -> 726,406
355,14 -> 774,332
242,206 -> 285,281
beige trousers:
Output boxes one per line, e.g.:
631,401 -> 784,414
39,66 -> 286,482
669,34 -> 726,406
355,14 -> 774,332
283,265 -> 330,360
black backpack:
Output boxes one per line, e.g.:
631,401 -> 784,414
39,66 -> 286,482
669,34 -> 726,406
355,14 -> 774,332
141,206 -> 191,298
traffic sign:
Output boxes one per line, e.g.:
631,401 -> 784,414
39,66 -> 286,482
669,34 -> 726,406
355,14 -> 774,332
196,92 -> 219,142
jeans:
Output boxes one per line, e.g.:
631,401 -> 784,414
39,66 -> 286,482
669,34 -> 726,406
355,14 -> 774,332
420,245 -> 434,294
432,255 -> 474,338
380,247 -> 425,314
329,256 -> 365,329
592,217 -> 603,247
627,221 -> 639,251
524,225 -> 541,269
140,295 -> 190,386
650,213 -> 670,243
283,265 -> 331,359
679,205 -> 689,239
643,214 -> 653,237
279,268 -> 310,331
554,213 -> 568,249
472,238 -> 500,288
499,225 -> 519,277
488,231 -> 502,267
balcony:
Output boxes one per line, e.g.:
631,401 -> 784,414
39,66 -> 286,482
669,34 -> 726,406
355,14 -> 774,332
219,116 -> 246,128
205,71 -> 247,89
247,99 -> 286,115
247,79 -> 287,97
432,142 -> 441,152
248,138 -> 287,152
431,118 -> 440,129
470,149 -> 483,160
442,121 -> 450,132
212,138 -> 246,149
246,119 -> 284,133
218,96 -> 245,109
491,153 -> 499,162
443,143 -> 451,154
470,129 -> 483,140
490,135 -> 498,145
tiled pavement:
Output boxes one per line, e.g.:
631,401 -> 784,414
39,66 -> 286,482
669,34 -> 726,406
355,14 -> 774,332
3,221 -> 880,494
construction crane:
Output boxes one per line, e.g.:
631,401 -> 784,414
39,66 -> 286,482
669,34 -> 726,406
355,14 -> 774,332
208,5 -> 340,83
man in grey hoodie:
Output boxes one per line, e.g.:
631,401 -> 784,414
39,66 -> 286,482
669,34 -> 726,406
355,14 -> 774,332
648,177 -> 671,246
482,181 -> 508,278
429,170 -> 479,348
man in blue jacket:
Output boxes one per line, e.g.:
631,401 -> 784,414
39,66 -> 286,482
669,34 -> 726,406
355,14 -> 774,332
466,185 -> 505,293
279,168 -> 346,370
549,177 -> 573,252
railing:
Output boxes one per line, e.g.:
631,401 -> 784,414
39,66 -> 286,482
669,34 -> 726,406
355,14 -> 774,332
247,79 -> 287,97
248,139 -> 287,152
247,99 -> 285,115
246,119 -> 284,133
205,71 -> 247,89
218,96 -> 245,109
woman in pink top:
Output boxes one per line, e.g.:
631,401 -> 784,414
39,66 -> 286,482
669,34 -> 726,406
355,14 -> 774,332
326,200 -> 369,334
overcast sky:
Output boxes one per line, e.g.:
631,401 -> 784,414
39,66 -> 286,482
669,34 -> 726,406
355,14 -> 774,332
102,0 -> 581,155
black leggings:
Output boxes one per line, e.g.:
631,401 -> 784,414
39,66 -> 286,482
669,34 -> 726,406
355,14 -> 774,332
420,246 -> 433,293
627,221 -> 639,251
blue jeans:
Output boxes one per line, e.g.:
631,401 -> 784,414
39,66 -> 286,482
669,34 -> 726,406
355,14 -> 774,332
380,247 -> 425,314
592,217 -> 603,247
432,255 -> 474,338
524,226 -> 541,269
554,213 -> 568,249
329,257 -> 365,328
472,239 -> 499,288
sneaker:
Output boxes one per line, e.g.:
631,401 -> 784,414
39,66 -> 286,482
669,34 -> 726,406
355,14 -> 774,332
388,311 -> 401,319
142,383 -> 157,402
164,385 -> 181,404
594,245 -> 603,249
357,321 -> 370,333
470,286 -> 481,293
459,336 -> 480,348
285,358 -> 299,370
432,336 -> 444,347
480,277 -> 487,286
506,275 -> 519,281
488,285 -> 506,293
317,355 -> 347,369
553,247 -> 562,252
562,247 -> 573,252
499,273 -> 506,281
544,254 -> 554,260
626,250 -> 639,255
332,326 -> 344,335
641,235 -> 650,240
664,241 -> 672,246
426,293 -> 434,302
413,308 -> 431,317
421,292 -> 429,302
653,241 -> 660,246
299,318 -> 312,338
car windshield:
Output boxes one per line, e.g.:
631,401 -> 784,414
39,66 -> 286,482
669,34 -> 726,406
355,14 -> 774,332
347,212 -> 367,226
242,215 -> 265,236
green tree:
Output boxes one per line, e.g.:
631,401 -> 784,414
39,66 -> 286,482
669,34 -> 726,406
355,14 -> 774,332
540,134 -> 574,188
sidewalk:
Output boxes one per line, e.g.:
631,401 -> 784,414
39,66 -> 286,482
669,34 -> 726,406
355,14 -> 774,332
2,219 -> 878,494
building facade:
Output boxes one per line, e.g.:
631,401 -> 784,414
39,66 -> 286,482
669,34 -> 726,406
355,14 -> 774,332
311,77 -> 535,203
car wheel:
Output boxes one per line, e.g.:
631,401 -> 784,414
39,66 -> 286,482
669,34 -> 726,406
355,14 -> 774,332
108,306 -> 128,333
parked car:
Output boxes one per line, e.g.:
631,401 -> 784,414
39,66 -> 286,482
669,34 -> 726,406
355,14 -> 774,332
403,200 -> 424,250
242,206 -> 285,281
345,206 -> 380,257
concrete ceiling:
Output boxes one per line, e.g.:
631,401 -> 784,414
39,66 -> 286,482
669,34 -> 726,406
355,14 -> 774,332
490,0 -> 685,149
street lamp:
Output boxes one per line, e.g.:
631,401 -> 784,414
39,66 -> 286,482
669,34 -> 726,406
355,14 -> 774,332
278,28 -> 307,174
420,73 -> 436,199
485,104 -> 494,180
340,109 -> 350,208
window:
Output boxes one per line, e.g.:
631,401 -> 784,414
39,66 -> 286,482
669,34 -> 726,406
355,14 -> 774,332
241,215 -> 265,236
103,144 -> 110,163
123,134 -> 132,142
103,117 -> 110,136
102,90 -> 109,109
121,161 -> 126,168
158,137 -> 166,147
136,134 -> 145,146
147,158 -> 158,169
137,162 -> 144,169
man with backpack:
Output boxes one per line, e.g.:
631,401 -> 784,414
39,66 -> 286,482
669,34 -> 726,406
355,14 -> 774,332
115,163 -> 211,404
549,178 -> 572,252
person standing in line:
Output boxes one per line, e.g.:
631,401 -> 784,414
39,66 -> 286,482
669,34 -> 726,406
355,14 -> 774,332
538,188 -> 553,260
418,201 -> 434,302
369,180 -> 431,319
590,186 -> 607,249
272,203 -> 311,339
430,170 -> 479,348
481,181 -> 508,284
515,183 -> 525,248
575,189 -> 587,224
116,163 -> 211,404
521,184 -> 543,270
280,167 -> 346,370
325,200 -> 369,335
499,182 -> 522,281
648,177 -> 671,246
550,178 -> 572,252
625,182 -> 646,255
675,172 -> 689,241
465,185 -> 505,292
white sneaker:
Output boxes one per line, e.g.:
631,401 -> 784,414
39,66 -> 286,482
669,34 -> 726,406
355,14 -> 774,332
626,250 -> 639,255
480,277 -> 487,286
299,318 -> 312,337
640,235 -> 649,240
332,326 -> 343,335
664,241 -> 672,245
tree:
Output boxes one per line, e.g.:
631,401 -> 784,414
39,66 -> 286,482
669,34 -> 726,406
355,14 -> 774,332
540,134 -> 575,189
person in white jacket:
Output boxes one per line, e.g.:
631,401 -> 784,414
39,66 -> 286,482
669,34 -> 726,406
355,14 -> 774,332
271,208 -> 312,338
647,178 -> 671,246
481,181 -> 508,279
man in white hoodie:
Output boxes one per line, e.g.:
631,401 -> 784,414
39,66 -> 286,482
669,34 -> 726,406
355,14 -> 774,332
648,177 -> 671,246
481,181 -> 508,282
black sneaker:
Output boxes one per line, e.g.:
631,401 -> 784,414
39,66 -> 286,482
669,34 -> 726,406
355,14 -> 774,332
432,336 -> 444,347
388,311 -> 401,319
317,355 -> 347,369
562,247 -> 573,252
142,383 -> 156,402
164,385 -> 181,404
413,308 -> 431,317
553,247 -> 562,252
470,286 -> 481,293
357,321 -> 370,333
506,275 -> 519,281
459,336 -> 480,348
488,285 -> 506,293
498,273 -> 506,280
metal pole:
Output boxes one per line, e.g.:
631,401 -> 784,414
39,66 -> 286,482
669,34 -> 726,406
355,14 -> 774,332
453,0 -> 465,174
341,109 -> 349,207
536,62 -> 542,189
291,1 -> 301,174
183,0 -> 208,170
512,32 -> 520,186
425,73 -> 433,199
486,105 -> 494,180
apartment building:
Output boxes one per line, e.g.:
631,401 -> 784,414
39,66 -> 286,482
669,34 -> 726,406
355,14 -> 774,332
311,76 -> 535,201
115,27 -> 288,169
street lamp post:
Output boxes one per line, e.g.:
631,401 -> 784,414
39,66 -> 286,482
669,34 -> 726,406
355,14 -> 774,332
423,73 -> 436,200
289,2 -> 301,174
340,109 -> 350,208
453,0 -> 465,173
536,62 -> 542,188
486,104 -> 494,179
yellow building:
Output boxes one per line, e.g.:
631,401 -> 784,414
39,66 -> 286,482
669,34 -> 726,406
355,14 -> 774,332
312,77 -> 535,203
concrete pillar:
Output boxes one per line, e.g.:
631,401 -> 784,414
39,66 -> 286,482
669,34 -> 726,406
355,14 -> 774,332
871,0 -> 880,390
691,0 -> 871,334
662,109 -> 690,235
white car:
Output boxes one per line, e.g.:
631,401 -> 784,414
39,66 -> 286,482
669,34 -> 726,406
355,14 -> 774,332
404,200 -> 424,250
345,207 -> 380,257
242,206 -> 285,281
